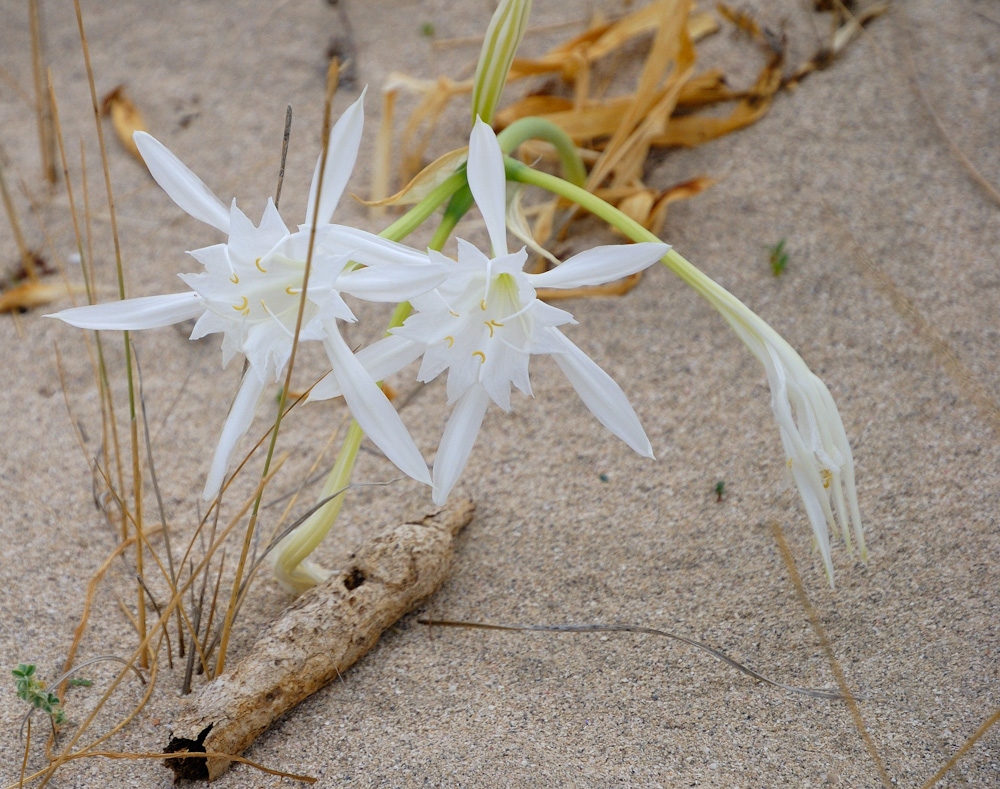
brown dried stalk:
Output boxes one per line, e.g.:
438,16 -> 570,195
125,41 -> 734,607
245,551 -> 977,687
165,498 -> 476,781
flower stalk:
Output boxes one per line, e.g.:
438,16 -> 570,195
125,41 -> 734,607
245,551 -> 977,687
505,157 -> 863,582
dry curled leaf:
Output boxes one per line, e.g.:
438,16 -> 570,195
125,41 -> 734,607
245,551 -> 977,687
101,84 -> 148,162
0,280 -> 77,313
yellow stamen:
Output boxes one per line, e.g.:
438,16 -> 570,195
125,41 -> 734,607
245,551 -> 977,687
285,286 -> 299,296
229,272 -> 239,284
255,257 -> 267,273
473,351 -> 486,364
233,296 -> 248,311
480,299 -> 487,311
445,336 -> 455,348
449,310 -> 460,318
484,319 -> 504,337
821,469 -> 832,489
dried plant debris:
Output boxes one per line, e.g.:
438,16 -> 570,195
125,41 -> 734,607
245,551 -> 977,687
100,84 -> 149,162
165,499 -> 475,782
377,0 -> 885,253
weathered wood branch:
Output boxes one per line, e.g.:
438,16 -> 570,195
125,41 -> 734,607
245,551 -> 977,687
165,499 -> 475,781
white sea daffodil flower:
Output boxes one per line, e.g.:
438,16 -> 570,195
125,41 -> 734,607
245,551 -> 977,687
314,118 -> 669,504
704,280 -> 865,581
50,94 -> 443,500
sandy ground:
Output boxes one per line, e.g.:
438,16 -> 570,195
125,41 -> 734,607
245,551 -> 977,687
0,0 -> 998,786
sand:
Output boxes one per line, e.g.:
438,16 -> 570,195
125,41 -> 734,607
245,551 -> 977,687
0,0 -> 997,785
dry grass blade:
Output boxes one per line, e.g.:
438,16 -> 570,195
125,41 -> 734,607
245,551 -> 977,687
770,521 -> 893,788
29,0 -> 57,183
921,707 -> 1000,788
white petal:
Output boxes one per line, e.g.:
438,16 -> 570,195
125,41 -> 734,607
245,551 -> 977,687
468,117 -> 509,257
133,132 -> 230,233
48,292 -> 204,330
529,242 -> 669,289
308,335 -> 424,401
304,90 -> 366,227
546,329 -> 654,458
323,324 -> 432,486
339,261 -> 445,302
319,225 -> 432,268
432,384 -> 491,505
203,370 -> 267,501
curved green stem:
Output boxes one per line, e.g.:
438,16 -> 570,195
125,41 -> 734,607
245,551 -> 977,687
379,169 -> 468,242
504,156 -> 712,300
497,117 -> 587,188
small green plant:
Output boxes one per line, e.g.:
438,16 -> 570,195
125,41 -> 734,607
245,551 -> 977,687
769,238 -> 789,277
715,480 -> 726,502
12,664 -> 67,725
420,22 -> 435,37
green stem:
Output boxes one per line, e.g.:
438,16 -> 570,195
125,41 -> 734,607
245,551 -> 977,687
379,169 -> 468,242
497,117 -> 587,188
503,157 -> 714,300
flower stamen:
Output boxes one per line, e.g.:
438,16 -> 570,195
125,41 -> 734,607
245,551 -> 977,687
255,256 -> 267,273
445,335 -> 455,347
233,295 -> 248,312
473,350 -> 486,363
483,319 -> 504,337
260,298 -> 294,338
229,273 -> 240,284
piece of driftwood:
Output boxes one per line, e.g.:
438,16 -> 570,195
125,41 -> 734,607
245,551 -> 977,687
165,498 -> 475,781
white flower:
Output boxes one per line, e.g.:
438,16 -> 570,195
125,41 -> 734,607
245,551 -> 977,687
314,118 -> 668,504
50,94 -> 443,500
683,263 -> 864,582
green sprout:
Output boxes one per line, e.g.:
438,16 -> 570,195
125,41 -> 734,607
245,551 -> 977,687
420,22 -> 435,38
769,238 -> 789,277
12,663 -> 68,726
715,480 -> 726,502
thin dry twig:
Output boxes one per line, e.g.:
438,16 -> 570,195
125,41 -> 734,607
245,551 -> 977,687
418,619 -> 875,702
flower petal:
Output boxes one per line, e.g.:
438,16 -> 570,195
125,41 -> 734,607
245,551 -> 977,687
308,334 -> 424,401
203,369 -> 267,501
319,225 -> 432,268
468,117 -> 509,257
304,90 -> 366,227
529,242 -> 669,289
323,324 -> 432,486
133,132 -> 230,233
546,329 -> 654,458
47,292 -> 205,330
338,261 -> 445,303
432,383 -> 491,505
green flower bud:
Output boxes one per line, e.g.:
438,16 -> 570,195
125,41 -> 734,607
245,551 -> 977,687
471,0 -> 532,125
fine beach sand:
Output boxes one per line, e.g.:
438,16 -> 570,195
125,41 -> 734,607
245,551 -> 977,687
1,1 -> 998,786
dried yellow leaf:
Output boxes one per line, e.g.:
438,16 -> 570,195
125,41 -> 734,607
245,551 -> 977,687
100,85 -> 148,162
357,146 -> 468,208
0,281 -> 76,313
